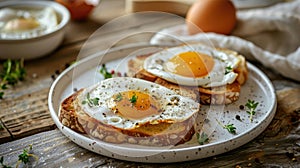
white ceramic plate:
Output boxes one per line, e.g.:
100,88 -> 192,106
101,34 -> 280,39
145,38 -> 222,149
48,43 -> 277,163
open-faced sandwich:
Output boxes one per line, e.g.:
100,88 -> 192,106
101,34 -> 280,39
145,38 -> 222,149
128,44 -> 248,105
59,44 -> 248,146
59,77 -> 200,146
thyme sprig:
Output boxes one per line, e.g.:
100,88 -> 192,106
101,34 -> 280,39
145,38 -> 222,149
99,64 -> 112,79
82,93 -> 99,107
216,119 -> 236,134
0,144 -> 38,168
99,64 -> 124,79
196,132 -> 209,145
0,59 -> 26,99
245,99 -> 259,122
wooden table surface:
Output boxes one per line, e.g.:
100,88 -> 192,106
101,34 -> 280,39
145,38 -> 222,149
0,0 -> 299,167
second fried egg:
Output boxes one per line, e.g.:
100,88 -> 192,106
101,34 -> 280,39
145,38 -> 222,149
143,44 -> 241,87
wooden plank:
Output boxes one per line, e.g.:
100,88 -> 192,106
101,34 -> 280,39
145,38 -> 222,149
0,88 -> 299,167
0,88 -> 55,144
0,119 -> 12,143
125,0 -> 195,16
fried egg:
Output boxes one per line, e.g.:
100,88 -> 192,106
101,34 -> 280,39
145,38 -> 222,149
143,44 -> 241,87
0,7 -> 58,39
76,77 -> 200,130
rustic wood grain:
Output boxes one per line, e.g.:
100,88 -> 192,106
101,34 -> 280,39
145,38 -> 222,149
0,119 -> 12,143
264,88 -> 300,138
0,87 -> 299,167
0,88 -> 55,143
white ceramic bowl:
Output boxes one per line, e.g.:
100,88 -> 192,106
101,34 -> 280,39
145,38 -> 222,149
0,1 -> 70,60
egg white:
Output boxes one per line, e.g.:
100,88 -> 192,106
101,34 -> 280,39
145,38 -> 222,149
0,7 -> 58,39
143,44 -> 241,87
76,77 -> 200,130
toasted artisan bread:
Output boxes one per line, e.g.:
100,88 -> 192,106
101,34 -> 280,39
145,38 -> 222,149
128,47 -> 248,105
59,87 -> 196,146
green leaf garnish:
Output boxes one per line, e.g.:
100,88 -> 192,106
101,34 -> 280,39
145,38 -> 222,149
224,124 -> 236,134
99,64 -> 112,79
115,93 -> 123,102
225,66 -> 233,75
18,149 -> 30,164
90,97 -> 100,106
83,93 -> 99,107
196,132 -> 209,145
129,93 -> 138,105
0,59 -> 26,99
1,144 -> 38,168
216,119 -> 236,134
245,99 -> 259,122
16,144 -> 38,167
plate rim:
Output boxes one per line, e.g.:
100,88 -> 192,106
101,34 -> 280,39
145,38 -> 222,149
48,43 -> 277,163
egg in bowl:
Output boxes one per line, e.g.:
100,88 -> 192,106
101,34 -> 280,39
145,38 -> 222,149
0,1 -> 70,60
0,6 -> 58,39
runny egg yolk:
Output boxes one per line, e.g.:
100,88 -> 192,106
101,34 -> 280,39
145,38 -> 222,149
111,90 -> 160,120
4,18 -> 40,32
165,51 -> 215,78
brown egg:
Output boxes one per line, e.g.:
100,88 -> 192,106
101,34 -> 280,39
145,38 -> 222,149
186,0 -> 237,35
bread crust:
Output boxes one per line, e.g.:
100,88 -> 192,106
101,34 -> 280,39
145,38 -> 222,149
127,47 -> 248,105
59,89 -> 196,146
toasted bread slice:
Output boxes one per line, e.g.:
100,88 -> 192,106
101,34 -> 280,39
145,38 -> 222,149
127,48 -> 248,105
59,89 -> 196,146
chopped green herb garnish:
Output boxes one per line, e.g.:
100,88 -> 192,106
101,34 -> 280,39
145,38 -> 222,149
129,93 -> 138,105
83,93 -> 99,107
225,66 -> 233,75
0,123 -> 3,130
90,97 -> 99,106
115,93 -> 123,102
216,119 -> 236,134
245,99 -> 259,122
0,59 -> 26,99
99,64 -> 112,79
196,132 -> 209,145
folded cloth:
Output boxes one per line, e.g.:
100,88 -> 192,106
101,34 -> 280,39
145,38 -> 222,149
150,0 -> 300,82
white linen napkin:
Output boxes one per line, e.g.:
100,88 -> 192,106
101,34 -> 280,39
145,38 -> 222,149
150,0 -> 300,82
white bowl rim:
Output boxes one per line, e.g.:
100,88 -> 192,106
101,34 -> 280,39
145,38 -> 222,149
0,0 -> 70,42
